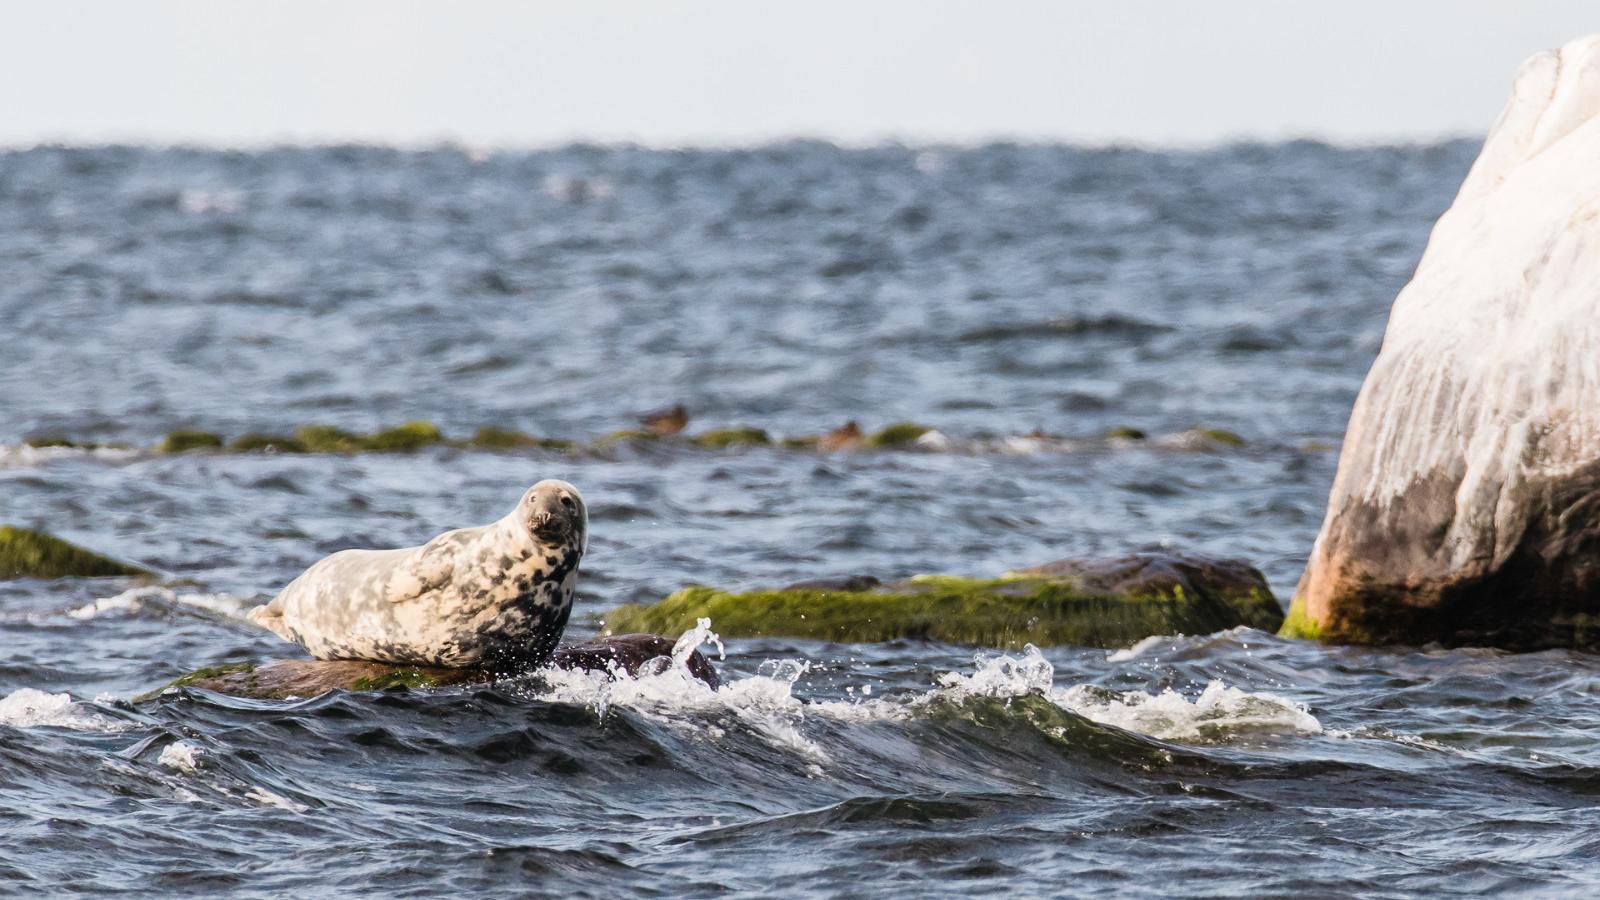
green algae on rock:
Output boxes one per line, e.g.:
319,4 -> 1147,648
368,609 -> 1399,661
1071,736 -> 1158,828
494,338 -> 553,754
228,433 -> 308,453
602,552 -> 1283,649
689,427 -> 772,449
293,424 -> 370,453
865,422 -> 931,447
160,430 -> 225,453
1277,598 -> 1324,641
0,526 -> 154,579
1106,426 -> 1148,441
287,421 -> 446,453
364,420 -> 445,451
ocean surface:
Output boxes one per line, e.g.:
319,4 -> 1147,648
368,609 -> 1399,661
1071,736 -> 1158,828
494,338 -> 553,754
5,141 -> 1598,897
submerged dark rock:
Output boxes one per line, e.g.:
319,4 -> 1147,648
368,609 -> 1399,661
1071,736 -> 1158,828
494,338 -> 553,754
144,634 -> 720,701
603,551 -> 1282,649
553,634 -> 721,689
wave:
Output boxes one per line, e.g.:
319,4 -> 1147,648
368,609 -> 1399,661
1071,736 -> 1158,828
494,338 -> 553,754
62,586 -> 257,622
521,624 -> 1321,755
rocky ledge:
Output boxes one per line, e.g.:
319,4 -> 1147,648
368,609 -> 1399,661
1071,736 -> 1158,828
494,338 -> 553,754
601,551 -> 1283,649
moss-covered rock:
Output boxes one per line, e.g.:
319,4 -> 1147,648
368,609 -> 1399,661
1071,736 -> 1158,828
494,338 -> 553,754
293,424 -> 369,453
228,433 -> 308,453
24,435 -> 96,449
364,421 -> 445,452
1164,427 -> 1247,448
1106,426 -> 1148,441
141,635 -> 721,701
603,552 -> 1283,649
689,427 -> 772,449
865,422 -> 931,447
160,430 -> 225,453
0,526 -> 153,579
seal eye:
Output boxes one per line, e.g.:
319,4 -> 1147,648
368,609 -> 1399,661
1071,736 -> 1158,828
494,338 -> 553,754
559,495 -> 576,511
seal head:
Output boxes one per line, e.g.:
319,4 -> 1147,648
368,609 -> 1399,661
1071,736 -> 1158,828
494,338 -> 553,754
523,479 -> 587,552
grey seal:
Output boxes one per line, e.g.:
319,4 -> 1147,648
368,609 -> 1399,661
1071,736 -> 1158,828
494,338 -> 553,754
247,480 -> 587,669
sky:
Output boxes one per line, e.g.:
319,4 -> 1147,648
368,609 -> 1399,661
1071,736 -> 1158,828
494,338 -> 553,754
4,1 -> 1597,147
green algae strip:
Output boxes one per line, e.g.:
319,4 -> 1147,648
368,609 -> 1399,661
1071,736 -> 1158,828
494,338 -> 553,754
132,662 -> 258,702
1277,597 -> 1324,641
0,526 -> 154,579
348,669 -> 440,691
602,576 -> 1283,649
169,662 -> 257,688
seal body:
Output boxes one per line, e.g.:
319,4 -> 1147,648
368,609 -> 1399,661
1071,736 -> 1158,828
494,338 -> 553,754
247,480 -> 587,668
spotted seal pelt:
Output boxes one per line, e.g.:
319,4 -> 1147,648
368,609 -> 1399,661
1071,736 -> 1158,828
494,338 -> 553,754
246,480 -> 587,669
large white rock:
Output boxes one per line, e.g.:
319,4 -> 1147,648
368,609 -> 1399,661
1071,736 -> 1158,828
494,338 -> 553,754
1290,35 -> 1600,646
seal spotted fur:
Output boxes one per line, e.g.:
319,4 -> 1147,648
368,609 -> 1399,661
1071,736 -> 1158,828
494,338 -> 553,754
247,480 -> 587,668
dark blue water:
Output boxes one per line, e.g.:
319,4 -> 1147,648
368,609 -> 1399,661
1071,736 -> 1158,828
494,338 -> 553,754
6,141 -> 1597,896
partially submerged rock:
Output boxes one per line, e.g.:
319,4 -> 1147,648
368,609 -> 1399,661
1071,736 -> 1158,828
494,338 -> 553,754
0,526 -> 153,579
602,552 -> 1282,649
160,430 -> 224,453
142,634 -> 719,701
363,421 -> 445,452
689,427 -> 771,449
295,421 -> 445,453
227,433 -> 308,453
865,422 -> 931,447
1291,36 -> 1600,649
17,419 -> 1260,461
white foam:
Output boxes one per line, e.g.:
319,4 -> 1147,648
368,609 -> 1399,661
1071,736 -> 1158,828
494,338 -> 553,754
0,688 -> 126,732
158,741 -> 203,773
1106,634 -> 1176,662
244,786 -> 308,812
157,741 -> 203,774
1055,681 -> 1321,743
